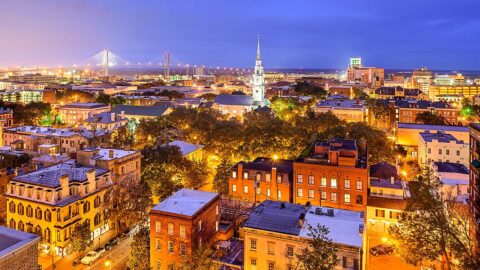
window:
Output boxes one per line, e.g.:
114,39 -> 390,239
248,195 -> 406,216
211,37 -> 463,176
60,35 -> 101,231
390,211 -> 400,219
94,213 -> 101,226
180,243 -> 186,256
198,220 -> 202,232
26,206 -> 33,217
256,173 -> 261,182
428,148 -> 431,154
268,261 -> 275,270
297,174 -> 303,183
94,196 -> 101,208
45,210 -> 51,222
308,189 -> 314,199
155,221 -> 161,233
344,179 -> 350,189
375,209 -> 385,218
156,260 -> 161,270
343,256 -> 348,268
156,239 -> 161,251
232,171 -> 237,178
243,172 -> 249,179
83,201 -> 90,213
321,177 -> 327,187
35,208 -> 42,219
356,180 -> 363,190
457,150 -> 460,156
267,241 -> 275,255
287,245 -> 294,257
17,204 -> 24,215
9,202 -> 15,213
321,191 -> 327,200
250,239 -> 257,251
344,194 -> 351,203
331,192 -> 337,202
331,178 -> 337,188
356,195 -> 363,205
266,188 -> 271,197
9,219 -> 15,229
216,221 -> 219,232
278,190 -> 282,199
168,223 -> 174,235
180,225 -> 186,238
446,149 -> 450,155
297,188 -> 303,197
266,173 -> 271,182
277,175 -> 282,183
439,149 -> 442,155
244,186 -> 249,194
308,175 -> 314,185
216,205 -> 219,215
168,241 -> 174,253
232,184 -> 237,192
250,258 -> 257,268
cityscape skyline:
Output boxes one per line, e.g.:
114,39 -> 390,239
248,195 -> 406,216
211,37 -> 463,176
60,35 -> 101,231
1,0 -> 480,70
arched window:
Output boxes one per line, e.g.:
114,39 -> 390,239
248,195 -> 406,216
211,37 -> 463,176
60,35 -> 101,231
9,219 -> 15,229
35,208 -> 42,220
44,228 -> 51,243
18,203 -> 24,215
83,201 -> 90,213
26,205 -> 33,217
94,213 -> 101,226
45,210 -> 51,222
9,202 -> 15,213
34,225 -> 42,236
18,221 -> 24,231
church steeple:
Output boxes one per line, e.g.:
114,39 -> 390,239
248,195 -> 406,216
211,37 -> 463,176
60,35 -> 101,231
256,34 -> 261,61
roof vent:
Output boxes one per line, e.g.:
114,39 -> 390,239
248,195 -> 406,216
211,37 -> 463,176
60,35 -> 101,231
360,211 -> 365,219
280,202 -> 286,209
326,209 -> 334,217
314,208 -> 323,215
359,224 -> 364,234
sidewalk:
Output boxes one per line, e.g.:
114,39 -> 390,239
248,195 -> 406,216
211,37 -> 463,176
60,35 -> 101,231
39,229 -> 118,270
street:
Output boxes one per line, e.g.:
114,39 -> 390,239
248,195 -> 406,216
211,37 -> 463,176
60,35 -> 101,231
40,235 -> 132,270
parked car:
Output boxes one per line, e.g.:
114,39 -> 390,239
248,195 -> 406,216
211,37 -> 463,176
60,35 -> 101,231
369,244 -> 395,256
128,225 -> 141,237
80,251 -> 102,265
95,247 -> 106,256
72,258 -> 80,266
104,237 -> 120,250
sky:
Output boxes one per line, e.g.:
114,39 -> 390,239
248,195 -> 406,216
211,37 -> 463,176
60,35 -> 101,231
1,0 -> 480,70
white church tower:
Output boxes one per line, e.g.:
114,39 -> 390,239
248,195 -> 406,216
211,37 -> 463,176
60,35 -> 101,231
252,35 -> 266,106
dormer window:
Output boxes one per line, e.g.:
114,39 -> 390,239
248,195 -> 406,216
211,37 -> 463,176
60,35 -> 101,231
35,190 -> 41,200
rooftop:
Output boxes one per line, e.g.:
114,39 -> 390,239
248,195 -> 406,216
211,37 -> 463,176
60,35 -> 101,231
167,140 -> 204,156
13,159 -> 109,188
233,157 -> 293,174
370,162 -> 399,180
151,189 -> 219,217
367,196 -> 407,210
86,148 -> 138,161
0,226 -> 40,259
433,162 -> 469,174
397,123 -> 469,132
213,94 -> 254,106
112,104 -> 172,117
316,99 -> 365,110
370,178 -> 404,189
420,131 -> 464,144
85,112 -> 125,124
61,102 -> 110,109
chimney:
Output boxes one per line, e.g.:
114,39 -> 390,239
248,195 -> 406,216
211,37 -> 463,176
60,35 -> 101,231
390,176 -> 395,185
109,149 -> 114,159
60,174 -> 69,199
111,112 -> 115,122
298,212 -> 305,227
120,111 -> 125,118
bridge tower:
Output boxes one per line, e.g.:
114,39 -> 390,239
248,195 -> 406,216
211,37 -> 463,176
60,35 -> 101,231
102,49 -> 110,77
163,51 -> 170,82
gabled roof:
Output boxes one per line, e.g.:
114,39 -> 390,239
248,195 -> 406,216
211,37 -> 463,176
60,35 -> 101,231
370,162 -> 399,180
112,105 -> 172,117
214,94 -> 254,106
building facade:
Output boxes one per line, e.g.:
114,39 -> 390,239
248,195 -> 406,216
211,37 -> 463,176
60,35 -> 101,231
0,226 -> 41,270
149,189 -> 220,270
468,123 -> 480,250
58,102 -> 111,125
293,139 -> 368,212
229,157 -> 293,203
418,131 -> 469,167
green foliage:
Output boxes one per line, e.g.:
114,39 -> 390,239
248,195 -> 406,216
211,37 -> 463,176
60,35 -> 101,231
56,90 -> 96,103
11,102 -> 52,126
231,90 -> 246,95
109,125 -> 135,149
104,176 -> 152,230
213,158 -> 233,194
127,226 -> 150,270
297,224 -> 340,270
178,246 -> 215,270
415,111 -> 447,125
96,93 -> 111,104
294,82 -> 327,97
70,222 -> 91,254
389,169 -> 479,269
199,93 -> 217,101
158,90 -> 185,100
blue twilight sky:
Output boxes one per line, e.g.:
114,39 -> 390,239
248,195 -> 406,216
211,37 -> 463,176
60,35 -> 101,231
1,0 -> 480,70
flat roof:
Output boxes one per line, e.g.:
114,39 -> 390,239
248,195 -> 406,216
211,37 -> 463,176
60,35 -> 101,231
61,102 -> 109,109
168,140 -> 204,156
420,131 -> 463,143
151,189 -> 219,217
397,123 -> 469,132
301,206 -> 364,248
0,226 -> 40,259
232,157 -> 294,174
434,162 -> 469,174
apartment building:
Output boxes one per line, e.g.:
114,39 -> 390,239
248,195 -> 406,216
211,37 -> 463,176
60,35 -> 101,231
58,102 -> 111,125
418,131 -> 468,167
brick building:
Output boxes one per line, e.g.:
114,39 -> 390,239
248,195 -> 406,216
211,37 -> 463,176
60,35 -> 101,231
229,157 -> 293,203
0,226 -> 40,270
293,139 -> 368,211
469,123 -> 480,250
149,189 -> 220,270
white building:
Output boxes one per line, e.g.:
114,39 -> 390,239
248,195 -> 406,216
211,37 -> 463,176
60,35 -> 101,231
431,162 -> 469,203
418,131 -> 469,167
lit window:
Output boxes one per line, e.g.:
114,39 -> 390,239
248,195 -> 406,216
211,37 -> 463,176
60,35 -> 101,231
250,239 -> 257,251
356,180 -> 363,190
155,221 -> 161,233
308,189 -> 314,199
266,188 -> 271,197
243,172 -> 249,179
180,225 -> 186,238
331,192 -> 337,202
232,171 -> 237,178
297,188 -> 303,197
321,177 -> 327,187
278,190 -> 282,199
321,191 -> 327,200
331,178 -> 337,188
308,175 -> 314,185
344,194 -> 351,203
168,241 -> 174,253
297,174 -> 303,183
266,174 -> 271,182
244,186 -> 249,194
344,179 -> 350,189
168,223 -> 174,235
232,184 -> 237,192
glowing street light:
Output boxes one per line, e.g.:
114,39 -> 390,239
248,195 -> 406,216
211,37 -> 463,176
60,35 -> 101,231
104,256 -> 112,270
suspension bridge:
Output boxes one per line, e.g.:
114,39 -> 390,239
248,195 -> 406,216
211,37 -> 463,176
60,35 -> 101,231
0,49 -> 252,77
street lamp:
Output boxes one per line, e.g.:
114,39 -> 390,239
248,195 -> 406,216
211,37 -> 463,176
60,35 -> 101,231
104,256 -> 112,270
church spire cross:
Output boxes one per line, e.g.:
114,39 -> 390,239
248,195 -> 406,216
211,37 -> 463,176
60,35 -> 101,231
256,34 -> 261,61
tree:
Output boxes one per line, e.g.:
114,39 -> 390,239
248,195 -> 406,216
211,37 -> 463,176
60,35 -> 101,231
294,82 -> 327,97
142,163 -> 183,201
415,111 -> 447,125
212,158 -> 233,194
127,226 -> 150,270
56,90 -> 96,103
183,159 -> 209,189
104,176 -> 152,234
231,90 -> 246,95
70,222 -> 91,256
389,170 -> 479,269
96,93 -> 111,104
199,93 -> 217,101
297,224 -> 340,270
178,246 -> 215,270
109,125 -> 135,149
